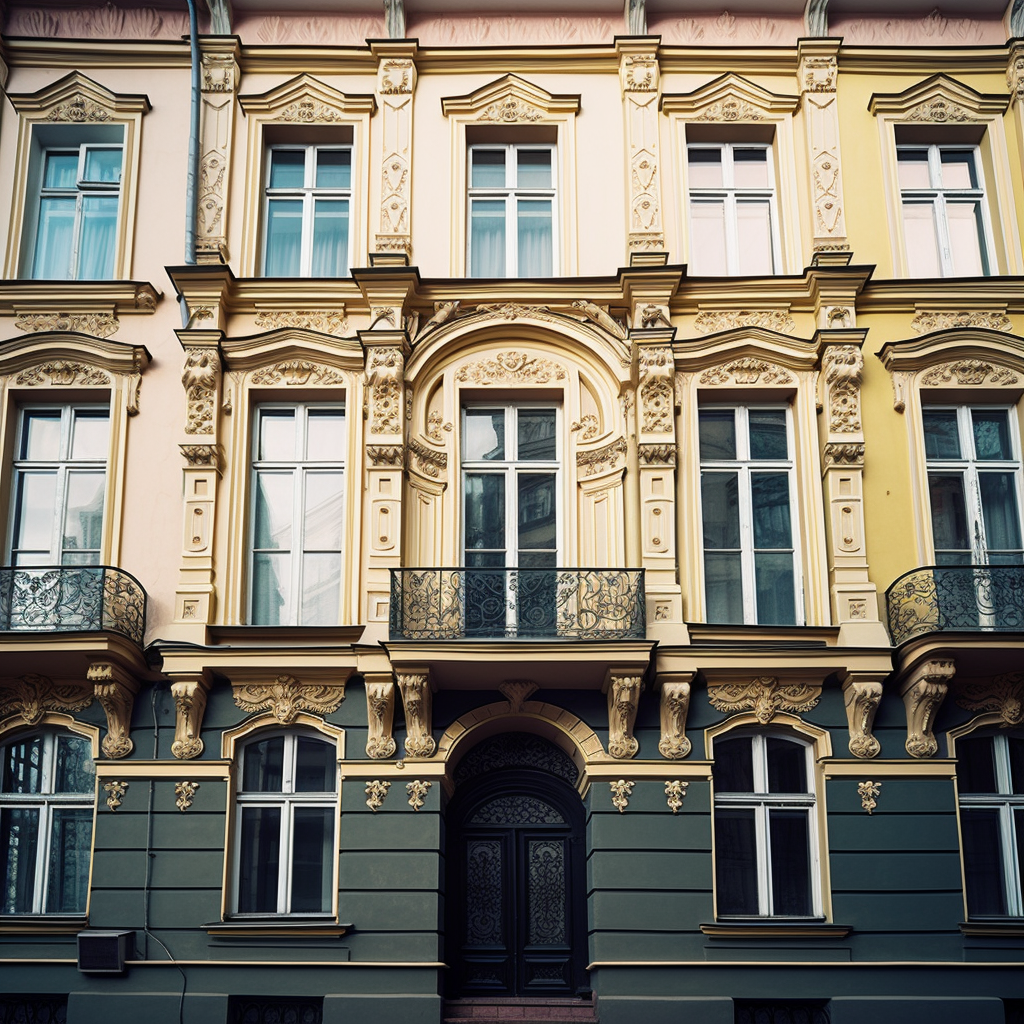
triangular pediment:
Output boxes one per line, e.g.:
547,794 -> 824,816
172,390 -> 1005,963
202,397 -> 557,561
8,71 -> 150,119
662,73 -> 799,120
238,73 -> 376,121
442,74 -> 580,121
868,74 -> 1007,121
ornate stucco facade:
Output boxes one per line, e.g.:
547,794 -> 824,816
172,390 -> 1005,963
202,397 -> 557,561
1,2 -> 1024,1023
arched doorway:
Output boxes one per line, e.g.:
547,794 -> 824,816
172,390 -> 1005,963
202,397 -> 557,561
446,733 -> 587,998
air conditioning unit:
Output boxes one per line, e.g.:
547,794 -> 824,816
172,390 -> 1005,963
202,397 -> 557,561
77,930 -> 135,973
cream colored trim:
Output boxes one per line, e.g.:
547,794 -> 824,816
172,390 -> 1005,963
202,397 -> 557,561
700,923 -> 850,937
220,712 -> 346,761
586,960 -> 1024,968
339,760 -> 448,780
585,761 -> 713,781
821,758 -> 957,778
0,711 -> 101,759
93,759 -> 232,779
115,960 -> 446,968
946,712 -> 1014,755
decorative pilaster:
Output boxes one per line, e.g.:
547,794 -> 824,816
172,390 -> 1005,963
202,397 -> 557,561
365,674 -> 397,758
397,671 -> 435,758
656,673 -> 692,759
841,672 -> 884,759
88,663 -> 139,759
605,670 -> 643,759
900,660 -> 954,758
617,40 -> 664,260
169,673 -> 212,759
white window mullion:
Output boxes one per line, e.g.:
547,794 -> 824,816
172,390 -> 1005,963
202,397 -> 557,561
279,799 -> 293,914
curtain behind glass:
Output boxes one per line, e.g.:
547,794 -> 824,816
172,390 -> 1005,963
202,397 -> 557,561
78,196 -> 118,279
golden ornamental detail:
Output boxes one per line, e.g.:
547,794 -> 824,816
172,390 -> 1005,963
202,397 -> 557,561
254,310 -> 349,335
658,678 -> 692,759
911,310 -> 1012,334
365,678 -> 397,759
251,360 -> 346,386
693,98 -> 765,122
455,351 -> 566,386
956,673 -> 1024,728
693,310 -> 796,335
232,675 -> 346,724
609,779 -> 634,813
639,347 -> 674,434
406,780 -> 432,811
45,94 -> 113,122
367,445 -> 404,467
607,674 -> 643,759
823,442 -> 865,467
920,360 -> 1018,388
365,779 -> 391,812
665,780 -> 689,814
182,348 -> 220,435
0,674 -> 93,725
576,438 -> 627,478
397,673 -> 435,758
104,781 -> 128,812
175,781 -> 200,812
843,677 -> 883,759
15,362 -> 110,386
407,438 -> 448,479
708,677 -> 821,725
699,359 -> 794,386
901,660 -> 954,758
477,97 -> 544,123
858,780 -> 881,815
15,313 -> 119,338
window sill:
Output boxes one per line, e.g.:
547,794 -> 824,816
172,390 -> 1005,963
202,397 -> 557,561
204,918 -> 351,938
700,921 -> 851,939
0,916 -> 88,935
959,921 -> 1024,937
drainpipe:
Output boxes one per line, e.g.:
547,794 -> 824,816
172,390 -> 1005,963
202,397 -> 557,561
181,0 -> 201,327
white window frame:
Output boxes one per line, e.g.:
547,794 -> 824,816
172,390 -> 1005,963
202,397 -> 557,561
8,405 -> 109,566
897,143 -> 995,278
685,142 -> 781,276
697,405 -> 803,626
0,729 -> 95,916
248,403 -> 346,626
261,142 -> 353,278
466,142 -> 558,279
712,732 -> 821,919
232,731 -> 339,917
922,404 -> 1024,565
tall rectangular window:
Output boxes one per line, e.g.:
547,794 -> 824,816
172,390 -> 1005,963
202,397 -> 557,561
10,407 -> 109,566
468,144 -> 555,278
262,145 -> 352,277
687,143 -> 778,276
250,405 -> 346,626
699,406 -> 799,625
898,145 -> 991,277
30,143 -> 122,280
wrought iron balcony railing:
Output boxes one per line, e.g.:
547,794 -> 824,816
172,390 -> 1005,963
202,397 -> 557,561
0,566 -> 147,647
390,567 -> 646,641
886,565 -> 1024,646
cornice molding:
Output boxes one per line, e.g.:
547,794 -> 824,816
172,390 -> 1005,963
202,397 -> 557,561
662,71 -> 800,118
238,72 -> 376,118
868,72 -> 1008,119
441,73 -> 580,119
7,70 -> 150,117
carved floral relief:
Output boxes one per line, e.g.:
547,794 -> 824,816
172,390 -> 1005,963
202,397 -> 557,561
708,676 -> 821,724
232,675 -> 346,724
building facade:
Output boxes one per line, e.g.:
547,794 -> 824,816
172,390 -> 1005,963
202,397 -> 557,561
0,0 -> 1024,1022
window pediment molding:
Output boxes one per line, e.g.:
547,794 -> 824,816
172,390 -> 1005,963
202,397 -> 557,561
8,71 -> 151,120
661,73 -> 799,120
0,332 -> 150,384
868,73 -> 1007,121
441,73 -> 580,121
878,329 -> 1024,383
221,327 -> 364,377
675,327 -> 819,379
704,709 -> 832,758
238,73 -> 376,121
221,709 -> 346,761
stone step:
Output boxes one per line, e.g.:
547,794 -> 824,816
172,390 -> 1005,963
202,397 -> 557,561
442,996 -> 598,1023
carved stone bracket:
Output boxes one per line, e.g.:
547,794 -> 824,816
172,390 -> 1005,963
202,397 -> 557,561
397,671 -> 435,757
708,676 -> 821,725
88,663 -> 139,759
0,674 -> 92,725
842,673 -> 883,758
170,675 -> 212,759
180,444 -> 223,470
365,675 -> 397,759
500,680 -> 538,712
606,671 -> 643,759
657,674 -> 692,759
232,675 -> 346,724
900,660 -> 954,758
609,779 -> 634,812
956,672 -> 1024,728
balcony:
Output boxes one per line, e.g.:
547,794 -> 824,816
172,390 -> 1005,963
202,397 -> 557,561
0,566 -> 147,647
886,565 -> 1024,646
389,567 -> 646,641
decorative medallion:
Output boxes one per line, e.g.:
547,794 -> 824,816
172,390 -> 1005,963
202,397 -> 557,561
232,675 -> 345,724
406,780 -> 432,811
251,361 -> 346,386
665,779 -> 689,814
104,780 -> 128,812
708,676 -> 821,724
0,674 -> 93,725
609,779 -> 634,813
858,780 -> 881,814
365,779 -> 391,812
175,781 -> 200,812
956,673 -> 1024,727
455,351 -> 566,385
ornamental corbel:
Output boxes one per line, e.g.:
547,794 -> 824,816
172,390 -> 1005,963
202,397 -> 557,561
170,673 -> 212,759
841,672 -> 883,759
656,673 -> 692,759
365,674 -> 397,758
900,660 -> 954,758
397,671 -> 435,757
88,663 -> 140,759
606,670 -> 644,759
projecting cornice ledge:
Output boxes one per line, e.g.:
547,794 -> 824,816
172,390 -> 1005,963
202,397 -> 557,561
0,281 -> 160,318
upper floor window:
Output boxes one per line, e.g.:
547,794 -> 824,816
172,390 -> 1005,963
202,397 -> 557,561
957,731 -> 1024,917
687,143 -> 778,276
29,141 -> 122,280
262,144 -> 352,278
897,145 -> 991,277
699,406 -> 799,625
0,730 -> 95,915
234,732 -> 337,916
250,404 -> 346,626
10,406 -> 109,566
468,144 -> 555,278
713,732 -> 819,918
923,406 -> 1022,565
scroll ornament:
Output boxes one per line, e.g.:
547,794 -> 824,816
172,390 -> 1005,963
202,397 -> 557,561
658,679 -> 691,759
858,780 -> 881,814
708,676 -> 821,725
397,673 -> 435,757
843,678 -> 882,759
901,661 -> 953,758
88,663 -> 137,759
232,675 -> 345,724
0,674 -> 92,725
365,679 -> 397,759
607,674 -> 643,759
104,781 -> 128,811
956,673 -> 1024,728
170,678 -> 208,759
609,779 -> 634,813
406,780 -> 432,811
365,780 -> 391,811
175,781 -> 200,812
665,780 -> 689,814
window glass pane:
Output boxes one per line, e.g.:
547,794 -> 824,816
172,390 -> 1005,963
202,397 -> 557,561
897,149 -> 931,189
45,808 -> 92,914
43,153 -> 78,189
1016,809 -> 1024,907
902,203 -> 941,277
972,410 -> 1012,461
269,149 -> 306,189
315,149 -> 351,189
767,738 -> 807,793
961,807 -> 1008,916
979,472 -> 1022,553
70,412 -> 109,461
1,737 -> 42,794
947,202 -> 985,277
13,472 -> 57,557
78,195 -> 118,279
54,734 -> 94,794
305,411 -> 345,463
300,553 -> 340,626
258,409 -> 296,462
754,552 -> 796,626
748,410 -> 788,461
63,471 -> 106,559
295,738 -> 335,793
688,148 -> 722,188
264,199 -> 303,277
290,807 -> 334,913
517,410 -> 556,461
242,737 -> 285,793
714,808 -> 759,915
311,199 -> 349,277
701,472 -> 740,549
923,410 -> 961,459
517,199 -> 552,278
82,148 -> 122,184
33,197 -> 75,279
0,808 -> 39,913
237,806 -> 281,913
769,809 -> 812,916
518,473 -> 556,553
699,410 -> 736,460
957,736 -> 997,794
939,150 -> 977,190
689,200 -> 727,275
21,411 -> 62,461
254,472 -> 293,550
471,149 -> 505,187
733,149 -> 769,189
928,473 -> 970,556
470,199 -> 506,277
736,201 -> 773,276
1009,737 -> 1024,794
464,410 -> 505,461
465,474 -> 505,552
303,472 -> 343,551
517,149 -> 551,188
705,552 -> 743,623
751,473 -> 792,549
252,552 -> 289,626
713,735 -> 754,792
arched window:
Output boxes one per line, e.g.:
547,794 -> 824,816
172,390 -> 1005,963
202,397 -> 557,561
0,729 -> 95,915
233,731 -> 338,916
